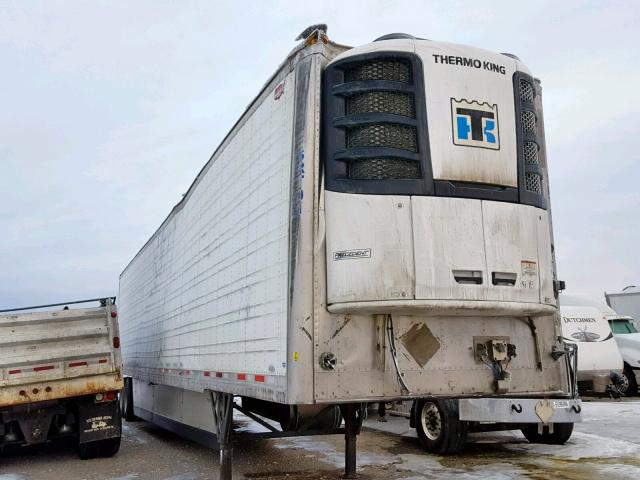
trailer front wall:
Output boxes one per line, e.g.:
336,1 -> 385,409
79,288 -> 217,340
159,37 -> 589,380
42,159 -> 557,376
119,68 -> 297,398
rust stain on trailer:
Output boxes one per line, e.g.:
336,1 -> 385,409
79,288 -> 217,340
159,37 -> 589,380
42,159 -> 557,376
0,373 -> 123,408
400,322 -> 440,367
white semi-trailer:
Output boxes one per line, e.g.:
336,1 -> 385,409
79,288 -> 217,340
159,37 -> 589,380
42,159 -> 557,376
118,27 -> 582,477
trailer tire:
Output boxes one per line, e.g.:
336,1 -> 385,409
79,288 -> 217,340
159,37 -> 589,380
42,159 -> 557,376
413,398 -> 468,454
121,377 -> 137,421
521,423 -> 573,444
623,364 -> 638,396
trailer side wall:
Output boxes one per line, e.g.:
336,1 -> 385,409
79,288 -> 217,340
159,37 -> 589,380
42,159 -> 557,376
119,65 -> 298,400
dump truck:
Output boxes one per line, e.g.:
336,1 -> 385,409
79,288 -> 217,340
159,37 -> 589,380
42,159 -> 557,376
118,26 -> 582,478
0,298 -> 123,458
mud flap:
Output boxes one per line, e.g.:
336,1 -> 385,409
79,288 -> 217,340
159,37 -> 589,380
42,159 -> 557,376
78,400 -> 121,444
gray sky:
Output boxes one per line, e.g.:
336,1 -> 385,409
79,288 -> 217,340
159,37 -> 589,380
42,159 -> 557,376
0,0 -> 638,308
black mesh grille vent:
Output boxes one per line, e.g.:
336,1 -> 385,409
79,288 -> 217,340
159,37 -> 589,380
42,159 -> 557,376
514,72 -> 546,208
323,53 -> 429,194
521,110 -> 536,133
348,158 -> 421,180
519,79 -> 535,102
346,91 -> 415,117
347,124 -> 417,151
525,172 -> 542,194
524,141 -> 539,165
345,60 -> 411,83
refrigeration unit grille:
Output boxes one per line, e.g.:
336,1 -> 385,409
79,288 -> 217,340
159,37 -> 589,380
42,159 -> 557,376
524,141 -> 539,165
348,157 -> 421,180
514,73 -> 546,208
323,53 -> 431,195
519,78 -> 535,102
345,91 -> 415,117
525,172 -> 542,194
521,110 -> 537,133
345,60 -> 411,83
347,124 -> 418,151
344,60 -> 419,179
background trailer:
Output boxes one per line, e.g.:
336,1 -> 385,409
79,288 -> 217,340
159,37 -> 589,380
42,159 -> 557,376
118,27 -> 582,478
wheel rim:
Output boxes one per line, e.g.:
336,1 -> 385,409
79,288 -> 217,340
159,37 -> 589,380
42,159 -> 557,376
619,373 -> 630,393
420,402 -> 442,441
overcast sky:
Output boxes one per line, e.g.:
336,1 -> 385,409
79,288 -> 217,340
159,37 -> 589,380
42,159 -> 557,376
0,1 -> 638,308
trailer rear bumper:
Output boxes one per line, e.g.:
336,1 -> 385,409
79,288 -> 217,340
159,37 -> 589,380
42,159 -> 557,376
0,372 -> 123,408
458,397 -> 582,423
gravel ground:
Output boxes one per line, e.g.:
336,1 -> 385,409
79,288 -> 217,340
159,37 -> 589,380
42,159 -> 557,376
1,399 -> 639,479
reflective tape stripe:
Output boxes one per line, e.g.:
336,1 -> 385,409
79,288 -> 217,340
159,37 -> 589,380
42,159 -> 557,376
34,365 -> 54,372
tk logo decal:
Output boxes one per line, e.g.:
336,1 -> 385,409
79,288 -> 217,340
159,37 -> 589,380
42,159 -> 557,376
451,99 -> 499,150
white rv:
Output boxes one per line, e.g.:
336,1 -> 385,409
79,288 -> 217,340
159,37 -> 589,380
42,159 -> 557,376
559,294 -> 624,395
118,27 -> 581,477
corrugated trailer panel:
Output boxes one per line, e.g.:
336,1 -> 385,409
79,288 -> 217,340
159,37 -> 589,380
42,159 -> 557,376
119,68 -> 297,389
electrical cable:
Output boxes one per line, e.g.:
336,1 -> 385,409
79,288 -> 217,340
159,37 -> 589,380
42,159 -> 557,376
386,314 -> 411,394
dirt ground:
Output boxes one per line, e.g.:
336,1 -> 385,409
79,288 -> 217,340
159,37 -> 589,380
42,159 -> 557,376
1,399 -> 639,480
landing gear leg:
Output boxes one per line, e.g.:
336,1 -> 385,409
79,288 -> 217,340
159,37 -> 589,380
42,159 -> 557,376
211,391 -> 234,480
341,403 -> 364,479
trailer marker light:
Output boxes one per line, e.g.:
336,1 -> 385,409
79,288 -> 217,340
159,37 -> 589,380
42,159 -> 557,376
69,361 -> 88,368
111,312 -> 117,318
106,391 -> 117,401
95,393 -> 104,401
113,336 -> 120,348
255,375 -> 265,383
237,373 -> 246,381
8,369 -> 21,375
34,365 -> 54,372
99,359 -> 108,364
204,371 -> 211,377
216,372 -> 223,378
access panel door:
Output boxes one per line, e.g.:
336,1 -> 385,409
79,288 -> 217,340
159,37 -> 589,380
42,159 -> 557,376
325,191 -> 415,304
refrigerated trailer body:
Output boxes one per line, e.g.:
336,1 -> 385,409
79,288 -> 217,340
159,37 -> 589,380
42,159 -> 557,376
119,28 -> 581,476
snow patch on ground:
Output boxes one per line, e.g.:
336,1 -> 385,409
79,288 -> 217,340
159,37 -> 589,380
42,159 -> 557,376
276,436 -> 391,468
108,474 -> 140,480
593,463 -> 640,479
122,424 -> 148,444
396,455 -> 527,480
504,430 -> 640,459
0,475 -> 27,480
161,474 -> 200,480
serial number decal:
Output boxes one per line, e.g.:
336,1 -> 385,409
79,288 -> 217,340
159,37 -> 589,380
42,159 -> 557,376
333,249 -> 371,261
552,400 -> 570,409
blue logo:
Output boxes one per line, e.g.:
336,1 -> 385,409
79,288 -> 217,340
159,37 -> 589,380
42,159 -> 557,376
451,99 -> 500,150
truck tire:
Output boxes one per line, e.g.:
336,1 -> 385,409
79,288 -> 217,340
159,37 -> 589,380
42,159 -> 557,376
413,398 -> 468,454
121,377 -> 137,421
521,423 -> 573,444
623,364 -> 638,396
